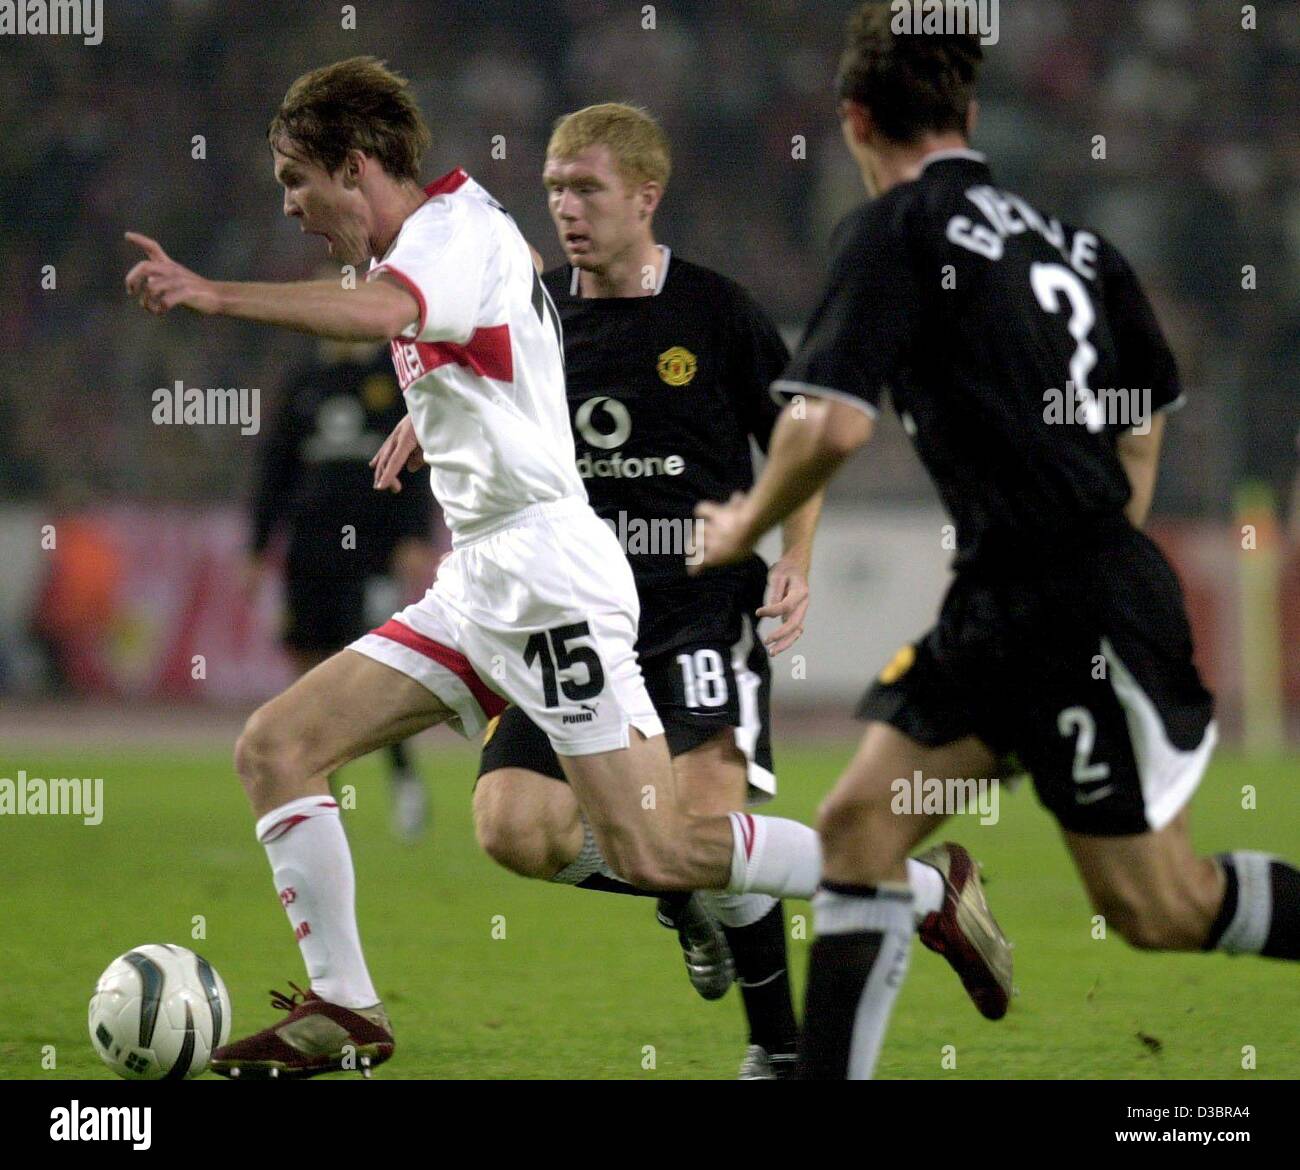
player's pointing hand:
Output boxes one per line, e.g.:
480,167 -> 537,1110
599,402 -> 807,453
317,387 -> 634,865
124,232 -> 222,317
690,491 -> 756,575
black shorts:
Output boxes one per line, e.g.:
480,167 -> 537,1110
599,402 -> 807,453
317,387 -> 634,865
858,523 -> 1216,836
283,575 -> 390,654
478,617 -> 776,803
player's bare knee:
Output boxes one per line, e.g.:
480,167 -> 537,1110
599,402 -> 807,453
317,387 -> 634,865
472,779 -> 548,878
234,706 -> 310,797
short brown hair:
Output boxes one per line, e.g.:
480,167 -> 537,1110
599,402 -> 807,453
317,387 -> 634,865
837,2 -> 983,143
547,103 -> 671,190
268,56 -> 431,182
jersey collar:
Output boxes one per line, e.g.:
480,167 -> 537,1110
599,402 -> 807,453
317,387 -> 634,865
424,168 -> 471,198
569,245 -> 673,298
919,148 -> 987,171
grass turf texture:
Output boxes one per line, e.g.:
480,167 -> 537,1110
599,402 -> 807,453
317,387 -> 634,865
2,741 -> 1296,1080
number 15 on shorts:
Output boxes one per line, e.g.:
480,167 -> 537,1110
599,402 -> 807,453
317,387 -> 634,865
524,623 -> 606,708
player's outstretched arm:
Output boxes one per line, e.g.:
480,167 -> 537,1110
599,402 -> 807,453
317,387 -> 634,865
694,398 -> 871,571
124,232 -> 418,342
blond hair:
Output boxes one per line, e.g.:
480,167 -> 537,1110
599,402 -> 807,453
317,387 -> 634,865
547,103 -> 671,190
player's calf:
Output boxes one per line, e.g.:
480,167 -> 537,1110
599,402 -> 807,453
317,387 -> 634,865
560,732 -> 820,897
1087,860 -> 1222,951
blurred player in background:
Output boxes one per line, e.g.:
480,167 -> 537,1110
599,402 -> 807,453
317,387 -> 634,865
696,1 -> 1300,1079
247,332 -> 437,840
375,102 -> 1014,1078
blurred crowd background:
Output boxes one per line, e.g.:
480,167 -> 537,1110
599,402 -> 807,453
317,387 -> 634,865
3,0 -> 1299,513
2,0 -> 1299,725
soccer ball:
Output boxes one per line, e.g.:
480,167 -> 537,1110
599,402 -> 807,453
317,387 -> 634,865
88,944 -> 232,1079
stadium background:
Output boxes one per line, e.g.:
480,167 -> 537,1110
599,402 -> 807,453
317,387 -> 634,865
1,0 -> 1297,1082
2,0 -> 1299,732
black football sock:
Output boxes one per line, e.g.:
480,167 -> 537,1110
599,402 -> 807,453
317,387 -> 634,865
798,882 -> 914,1080
574,874 -> 657,898
387,739 -> 412,775
1204,853 -> 1300,960
710,896 -> 798,1055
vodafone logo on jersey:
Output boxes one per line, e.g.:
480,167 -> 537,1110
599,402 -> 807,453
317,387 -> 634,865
575,397 -> 631,449
574,397 -> 685,480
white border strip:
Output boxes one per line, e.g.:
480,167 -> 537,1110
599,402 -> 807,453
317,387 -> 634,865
771,379 -> 880,419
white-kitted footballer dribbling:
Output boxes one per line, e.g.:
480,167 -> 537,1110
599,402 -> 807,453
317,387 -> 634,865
121,57 -> 846,1078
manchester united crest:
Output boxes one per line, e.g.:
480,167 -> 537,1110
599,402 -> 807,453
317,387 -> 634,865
657,346 -> 697,387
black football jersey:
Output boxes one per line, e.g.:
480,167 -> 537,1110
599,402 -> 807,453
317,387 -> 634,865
545,253 -> 790,656
778,150 -> 1183,570
250,348 -> 433,579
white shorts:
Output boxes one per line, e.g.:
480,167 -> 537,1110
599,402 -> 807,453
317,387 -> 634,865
349,497 -> 663,756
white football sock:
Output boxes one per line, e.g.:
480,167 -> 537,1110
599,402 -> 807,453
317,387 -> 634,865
702,890 -> 778,928
908,857 -> 946,922
727,813 -> 822,899
255,795 -> 379,1009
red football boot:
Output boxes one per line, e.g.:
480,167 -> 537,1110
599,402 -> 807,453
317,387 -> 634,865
916,843 -> 1014,1021
211,983 -> 394,1079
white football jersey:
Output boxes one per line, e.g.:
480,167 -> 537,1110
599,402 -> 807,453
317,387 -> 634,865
368,169 -> 584,542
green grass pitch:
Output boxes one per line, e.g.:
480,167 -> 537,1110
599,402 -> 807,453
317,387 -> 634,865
3,740 -> 1296,1079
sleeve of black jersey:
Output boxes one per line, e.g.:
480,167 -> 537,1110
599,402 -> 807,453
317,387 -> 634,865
248,380 -> 306,555
391,462 -> 435,543
725,284 -> 791,453
1099,240 -> 1183,416
773,199 -> 920,417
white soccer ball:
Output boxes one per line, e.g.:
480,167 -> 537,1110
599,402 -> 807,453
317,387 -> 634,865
88,944 -> 232,1079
